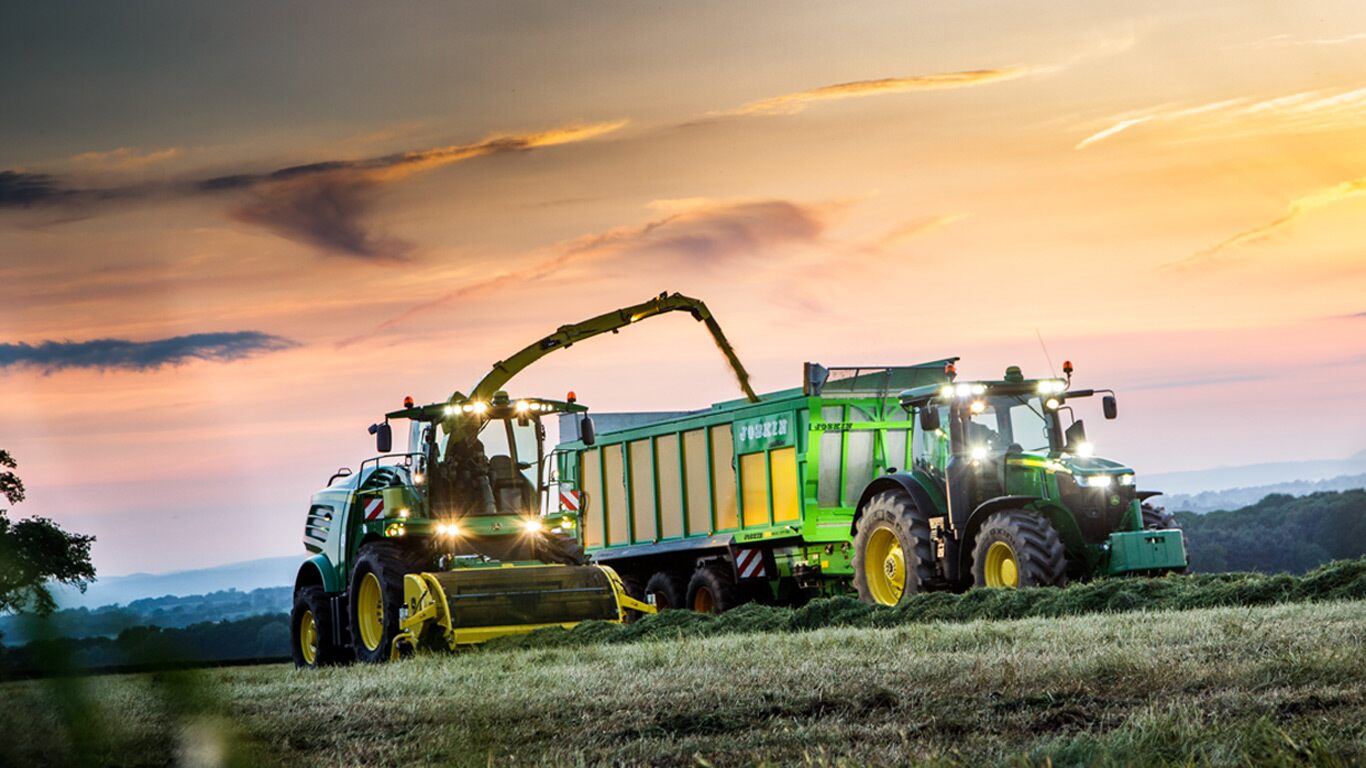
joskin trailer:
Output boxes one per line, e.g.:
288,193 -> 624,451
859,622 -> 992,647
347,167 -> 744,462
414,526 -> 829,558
554,360 -> 1186,612
289,292 -> 759,667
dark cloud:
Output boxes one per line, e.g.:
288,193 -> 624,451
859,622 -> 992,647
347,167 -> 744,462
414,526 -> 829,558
0,171 -> 82,207
0,122 -> 625,259
0,332 -> 297,373
566,200 -> 825,263
229,174 -> 412,260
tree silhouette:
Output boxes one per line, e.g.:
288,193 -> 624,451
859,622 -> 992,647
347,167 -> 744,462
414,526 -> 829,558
0,450 -> 96,615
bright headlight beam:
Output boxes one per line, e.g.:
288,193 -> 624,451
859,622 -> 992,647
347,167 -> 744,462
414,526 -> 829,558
524,518 -> 543,533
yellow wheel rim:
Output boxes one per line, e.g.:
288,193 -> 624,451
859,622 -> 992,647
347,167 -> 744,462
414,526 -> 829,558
984,541 -> 1019,588
357,572 -> 385,651
299,609 -> 318,666
864,526 -> 906,605
693,586 -> 714,614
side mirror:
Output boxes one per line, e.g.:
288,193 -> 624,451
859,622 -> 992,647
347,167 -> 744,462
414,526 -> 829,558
579,415 -> 597,447
1102,395 -> 1118,420
369,422 -> 393,454
918,407 -> 940,432
1064,419 -> 1087,453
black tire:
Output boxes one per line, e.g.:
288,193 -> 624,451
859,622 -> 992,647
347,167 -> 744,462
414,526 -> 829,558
291,586 -> 349,669
1141,503 -> 1179,530
970,510 -> 1067,588
851,489 -> 935,606
540,531 -> 588,565
644,570 -> 689,611
349,542 -> 431,663
686,565 -> 741,614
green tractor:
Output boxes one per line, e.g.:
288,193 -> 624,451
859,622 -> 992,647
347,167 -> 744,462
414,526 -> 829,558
856,360 -> 1187,599
289,292 -> 756,667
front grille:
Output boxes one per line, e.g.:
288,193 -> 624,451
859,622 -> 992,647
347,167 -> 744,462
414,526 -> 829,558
1056,475 -> 1136,543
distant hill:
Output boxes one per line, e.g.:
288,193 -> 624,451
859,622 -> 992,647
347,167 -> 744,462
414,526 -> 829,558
1161,472 -> 1366,513
0,586 -> 291,645
1143,451 -> 1366,495
1176,489 -> 1366,574
52,555 -> 300,610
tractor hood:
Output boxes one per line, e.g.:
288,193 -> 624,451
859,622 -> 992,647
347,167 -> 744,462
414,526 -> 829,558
1055,454 -> 1135,489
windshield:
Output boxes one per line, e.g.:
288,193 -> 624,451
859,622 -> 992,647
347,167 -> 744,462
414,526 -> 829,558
965,394 -> 1052,454
436,417 -> 539,486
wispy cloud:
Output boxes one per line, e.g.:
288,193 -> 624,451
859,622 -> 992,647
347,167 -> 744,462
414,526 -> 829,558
1228,32 -> 1366,50
0,122 -> 627,259
1075,87 -> 1366,149
1175,176 -> 1366,268
341,198 -> 827,345
66,146 -> 181,173
0,332 -> 297,373
872,214 -> 967,249
714,67 -> 1040,117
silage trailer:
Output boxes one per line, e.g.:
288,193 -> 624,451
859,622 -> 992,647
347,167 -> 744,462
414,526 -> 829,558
555,361 -> 1187,612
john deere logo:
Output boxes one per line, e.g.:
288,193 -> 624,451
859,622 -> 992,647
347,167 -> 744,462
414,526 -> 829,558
1110,495 -> 1121,506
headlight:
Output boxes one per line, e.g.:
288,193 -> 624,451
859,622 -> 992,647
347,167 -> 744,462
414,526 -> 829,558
471,401 -> 488,415
515,400 -> 530,413
524,518 -> 543,533
969,445 -> 988,461
1076,474 -> 1113,489
1074,442 -> 1095,458
1117,474 -> 1135,486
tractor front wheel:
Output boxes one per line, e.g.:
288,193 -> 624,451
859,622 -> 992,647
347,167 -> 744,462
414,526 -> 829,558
291,586 -> 349,668
970,510 -> 1066,588
349,542 -> 430,663
852,489 -> 935,606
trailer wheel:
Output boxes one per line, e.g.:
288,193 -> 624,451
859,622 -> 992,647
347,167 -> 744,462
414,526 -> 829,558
687,566 -> 740,614
852,489 -> 935,606
350,542 -> 430,663
645,570 -> 689,611
291,586 -> 349,669
970,510 -> 1066,588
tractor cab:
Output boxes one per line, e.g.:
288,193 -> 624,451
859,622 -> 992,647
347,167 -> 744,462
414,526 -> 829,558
893,362 -> 1182,587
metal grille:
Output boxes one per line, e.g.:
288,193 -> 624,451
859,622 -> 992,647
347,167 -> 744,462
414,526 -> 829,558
432,566 -> 619,628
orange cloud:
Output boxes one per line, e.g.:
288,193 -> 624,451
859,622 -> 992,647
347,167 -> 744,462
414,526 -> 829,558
66,146 -> 181,173
717,67 -> 1039,117
1175,176 -> 1366,268
873,214 -> 968,250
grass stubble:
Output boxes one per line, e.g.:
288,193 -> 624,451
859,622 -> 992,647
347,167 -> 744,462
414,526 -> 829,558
1,564 -> 1364,767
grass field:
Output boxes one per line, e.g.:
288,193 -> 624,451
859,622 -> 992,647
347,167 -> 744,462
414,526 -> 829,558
2,599 -> 1364,767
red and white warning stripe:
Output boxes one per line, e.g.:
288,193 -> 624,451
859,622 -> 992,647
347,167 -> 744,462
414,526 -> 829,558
363,497 -> 385,520
735,548 -> 766,579
559,489 -> 581,512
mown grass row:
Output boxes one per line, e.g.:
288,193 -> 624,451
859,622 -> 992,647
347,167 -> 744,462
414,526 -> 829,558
484,557 -> 1366,651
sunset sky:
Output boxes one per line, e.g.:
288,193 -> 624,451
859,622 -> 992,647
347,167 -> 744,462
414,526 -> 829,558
3,1 -> 1364,576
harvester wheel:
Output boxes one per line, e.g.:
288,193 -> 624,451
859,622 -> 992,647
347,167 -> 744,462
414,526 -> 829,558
645,570 -> 689,611
970,510 -> 1066,589
540,531 -> 589,565
852,489 -> 935,606
349,542 -> 431,663
687,565 -> 740,614
291,586 -> 348,669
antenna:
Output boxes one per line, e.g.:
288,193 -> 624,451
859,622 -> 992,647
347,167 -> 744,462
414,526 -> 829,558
1035,328 -> 1058,378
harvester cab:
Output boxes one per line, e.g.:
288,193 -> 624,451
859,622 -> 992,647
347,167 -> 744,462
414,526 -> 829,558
290,292 -> 757,668
883,362 -> 1187,596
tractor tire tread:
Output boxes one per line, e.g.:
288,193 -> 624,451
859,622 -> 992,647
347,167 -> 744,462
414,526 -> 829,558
350,541 -> 432,663
972,509 -> 1067,588
852,489 -> 935,605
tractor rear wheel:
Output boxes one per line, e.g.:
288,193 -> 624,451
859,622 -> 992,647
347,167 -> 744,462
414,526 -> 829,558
291,586 -> 349,668
645,570 -> 689,611
350,542 -> 431,663
687,565 -> 740,614
852,489 -> 935,606
970,510 -> 1066,588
